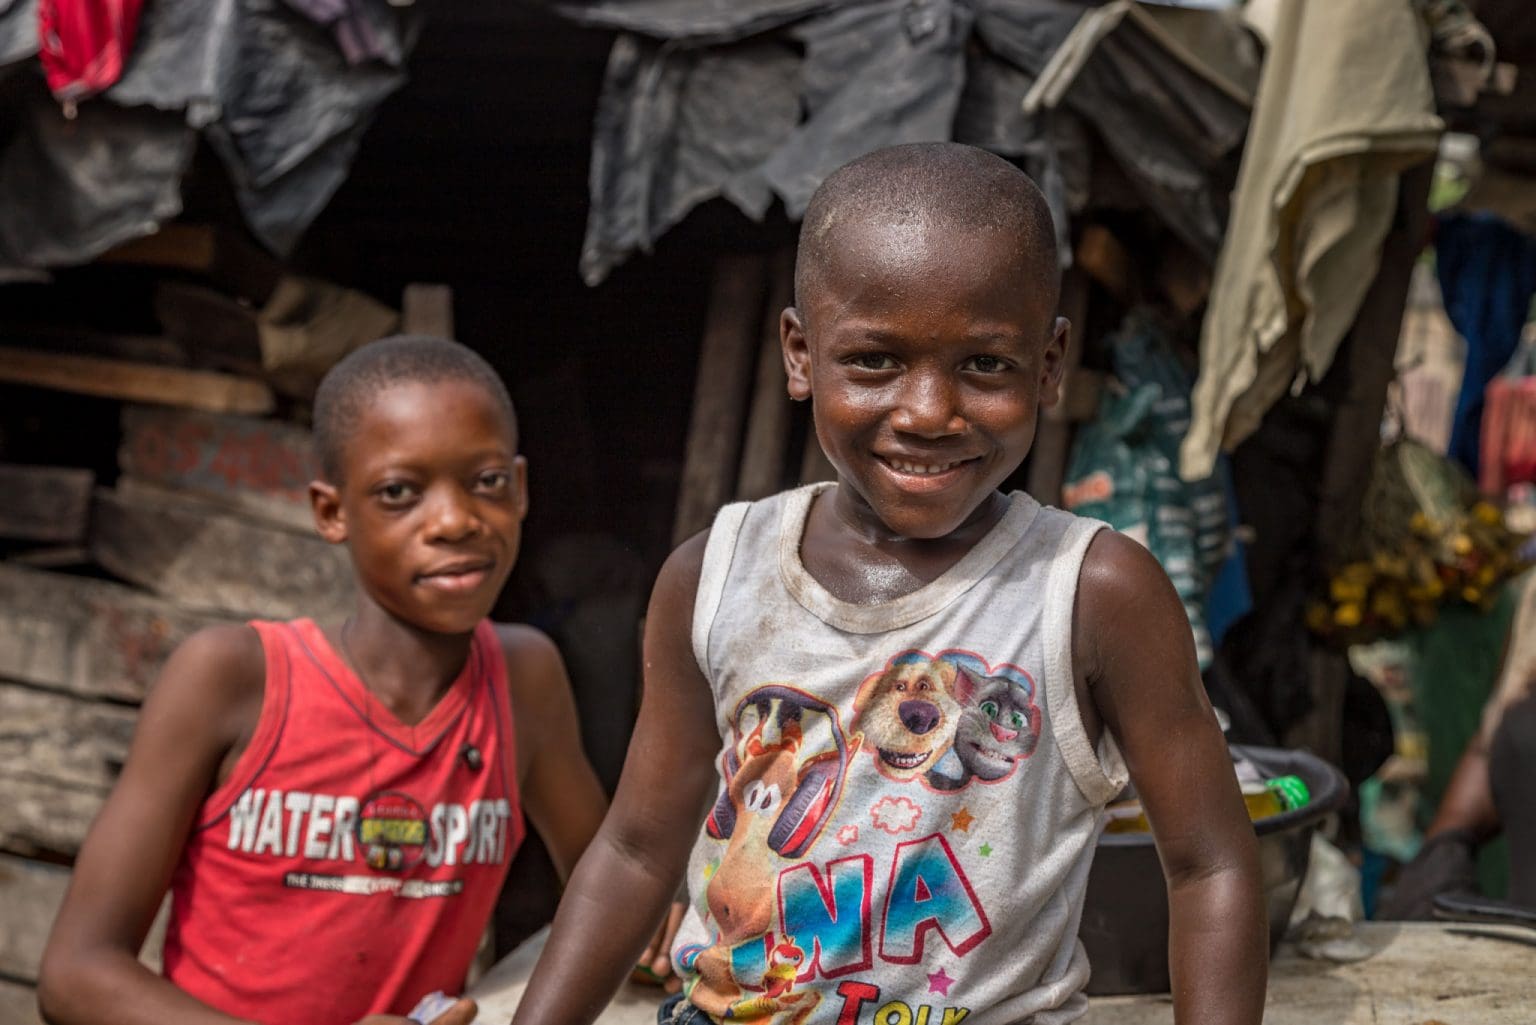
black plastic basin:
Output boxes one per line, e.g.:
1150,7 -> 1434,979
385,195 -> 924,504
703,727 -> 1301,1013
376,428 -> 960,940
1078,745 -> 1349,996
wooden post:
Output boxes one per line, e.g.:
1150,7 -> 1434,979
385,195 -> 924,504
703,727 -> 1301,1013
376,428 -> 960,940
672,254 -> 769,545
402,283 -> 455,339
799,423 -> 838,485
1315,163 -> 1434,564
736,249 -> 796,500
1026,268 -> 1090,505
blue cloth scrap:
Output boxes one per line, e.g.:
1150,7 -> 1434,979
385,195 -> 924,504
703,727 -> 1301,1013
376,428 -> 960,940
1435,213 -> 1536,477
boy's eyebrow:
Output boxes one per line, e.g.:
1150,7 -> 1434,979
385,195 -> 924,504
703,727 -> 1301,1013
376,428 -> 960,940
828,323 -> 1030,345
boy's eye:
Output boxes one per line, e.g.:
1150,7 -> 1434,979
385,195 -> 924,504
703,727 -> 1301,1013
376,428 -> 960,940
964,354 -> 1010,373
979,700 -> 999,720
376,481 -> 418,505
475,470 -> 510,492
848,353 -> 897,371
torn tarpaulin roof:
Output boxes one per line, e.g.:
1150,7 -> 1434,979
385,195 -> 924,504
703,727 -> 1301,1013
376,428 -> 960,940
0,0 -> 418,271
559,0 -> 1258,285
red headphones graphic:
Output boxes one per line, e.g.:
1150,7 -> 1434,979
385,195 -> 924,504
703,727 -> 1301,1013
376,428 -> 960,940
705,684 -> 851,859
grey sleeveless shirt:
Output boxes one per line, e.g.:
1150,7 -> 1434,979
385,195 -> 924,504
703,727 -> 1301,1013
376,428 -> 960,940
670,484 -> 1127,1025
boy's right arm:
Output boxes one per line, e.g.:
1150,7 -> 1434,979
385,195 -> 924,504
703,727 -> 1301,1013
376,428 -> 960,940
38,624 -> 265,1025
510,532 -> 722,1025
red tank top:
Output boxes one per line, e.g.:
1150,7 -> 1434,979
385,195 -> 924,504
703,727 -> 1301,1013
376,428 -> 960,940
162,619 -> 525,1022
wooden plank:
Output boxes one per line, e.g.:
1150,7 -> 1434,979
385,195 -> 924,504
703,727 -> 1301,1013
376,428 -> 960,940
0,979 -> 43,1025
153,281 -> 264,374
0,682 -> 136,793
0,854 -> 170,984
0,347 -> 275,415
0,853 -> 71,981
0,465 -> 93,543
0,775 -> 108,859
736,249 -> 795,501
672,254 -> 768,545
1026,268 -> 1090,505
402,283 -> 455,338
118,405 -> 317,531
1075,224 -> 1132,304
89,487 -> 354,621
97,223 -> 283,305
0,563 -> 223,703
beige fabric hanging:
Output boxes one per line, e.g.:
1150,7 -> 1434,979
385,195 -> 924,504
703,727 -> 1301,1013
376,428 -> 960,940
1179,0 -> 1443,481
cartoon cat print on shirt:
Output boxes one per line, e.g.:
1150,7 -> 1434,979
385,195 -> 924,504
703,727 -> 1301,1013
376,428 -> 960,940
926,668 -> 1042,791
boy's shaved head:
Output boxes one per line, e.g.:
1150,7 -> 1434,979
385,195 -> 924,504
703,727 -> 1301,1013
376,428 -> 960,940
313,335 -> 516,481
794,143 -> 1059,322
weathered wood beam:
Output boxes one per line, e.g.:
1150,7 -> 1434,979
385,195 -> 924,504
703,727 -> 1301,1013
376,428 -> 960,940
118,405 -> 317,532
88,487 -> 353,621
0,465 -> 93,543
0,563 -> 223,703
0,347 -> 275,415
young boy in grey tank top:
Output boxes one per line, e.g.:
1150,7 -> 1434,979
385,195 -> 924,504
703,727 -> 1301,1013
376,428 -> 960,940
515,144 -> 1266,1025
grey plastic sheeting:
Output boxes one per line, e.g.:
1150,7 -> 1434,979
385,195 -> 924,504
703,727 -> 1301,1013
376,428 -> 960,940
0,0 -> 417,270
560,0 -> 1254,285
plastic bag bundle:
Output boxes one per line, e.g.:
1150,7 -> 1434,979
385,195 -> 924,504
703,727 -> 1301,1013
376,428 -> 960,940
1064,311 -> 1232,667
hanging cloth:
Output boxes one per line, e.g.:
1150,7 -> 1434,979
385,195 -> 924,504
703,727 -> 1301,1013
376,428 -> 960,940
1436,212 -> 1536,479
37,0 -> 144,115
1180,0 -> 1442,480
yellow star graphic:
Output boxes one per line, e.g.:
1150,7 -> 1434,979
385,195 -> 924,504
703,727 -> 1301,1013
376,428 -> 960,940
951,808 -> 975,832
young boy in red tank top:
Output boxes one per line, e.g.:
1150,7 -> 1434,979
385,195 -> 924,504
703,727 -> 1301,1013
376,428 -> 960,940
40,337 -> 678,1025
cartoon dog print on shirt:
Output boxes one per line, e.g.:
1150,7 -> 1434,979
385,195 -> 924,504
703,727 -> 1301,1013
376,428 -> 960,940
852,654 -> 964,781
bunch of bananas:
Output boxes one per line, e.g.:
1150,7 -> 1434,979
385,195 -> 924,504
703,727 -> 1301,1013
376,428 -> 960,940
1309,500 -> 1527,644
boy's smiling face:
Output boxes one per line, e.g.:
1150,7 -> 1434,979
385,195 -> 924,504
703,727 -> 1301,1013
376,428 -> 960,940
784,219 -> 1065,541
311,377 -> 526,635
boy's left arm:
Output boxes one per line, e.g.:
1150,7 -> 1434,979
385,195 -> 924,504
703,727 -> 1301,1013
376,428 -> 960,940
496,625 -> 683,983
1075,532 -> 1267,1025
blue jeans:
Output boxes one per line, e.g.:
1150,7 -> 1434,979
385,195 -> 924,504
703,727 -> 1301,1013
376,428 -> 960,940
658,993 -> 711,1025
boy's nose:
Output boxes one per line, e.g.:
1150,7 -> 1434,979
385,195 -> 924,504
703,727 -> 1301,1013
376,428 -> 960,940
891,373 -> 963,437
426,487 -> 480,541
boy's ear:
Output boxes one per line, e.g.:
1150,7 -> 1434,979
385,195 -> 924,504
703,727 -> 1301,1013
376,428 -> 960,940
781,306 -> 812,401
310,479 -> 347,544
1038,316 -> 1070,409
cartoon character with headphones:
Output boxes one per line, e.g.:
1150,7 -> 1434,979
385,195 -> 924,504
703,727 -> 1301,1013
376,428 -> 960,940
688,684 -> 860,1025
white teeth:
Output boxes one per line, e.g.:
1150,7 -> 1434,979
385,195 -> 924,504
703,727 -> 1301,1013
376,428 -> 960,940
888,458 -> 962,475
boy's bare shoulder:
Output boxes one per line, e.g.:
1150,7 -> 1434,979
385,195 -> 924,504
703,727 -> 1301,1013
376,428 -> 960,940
140,623 -> 266,750
489,622 -> 570,711
491,622 -> 561,673
654,527 -> 710,605
154,623 -> 265,698
1074,526 -> 1192,676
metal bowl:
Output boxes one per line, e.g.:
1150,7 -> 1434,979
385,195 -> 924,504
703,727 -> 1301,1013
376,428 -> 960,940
1078,745 -> 1350,996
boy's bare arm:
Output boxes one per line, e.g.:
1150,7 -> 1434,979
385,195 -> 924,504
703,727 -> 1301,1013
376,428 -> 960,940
1075,532 -> 1267,1025
510,533 -> 722,1025
497,625 -> 610,882
38,625 -> 265,1025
